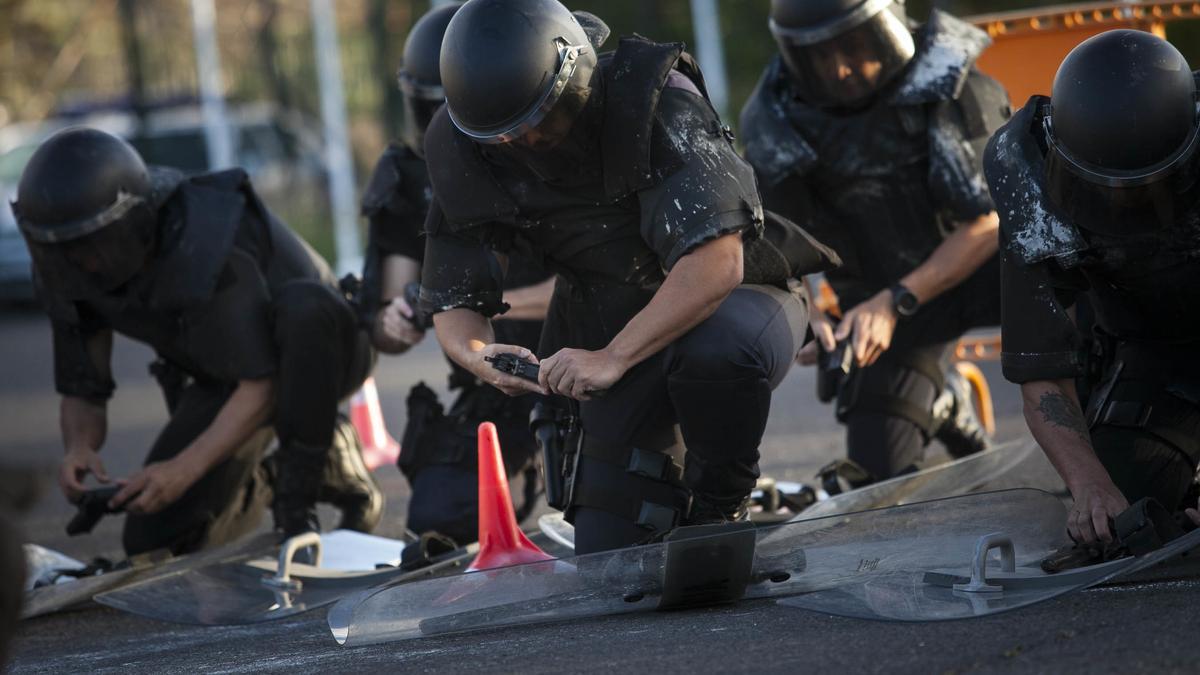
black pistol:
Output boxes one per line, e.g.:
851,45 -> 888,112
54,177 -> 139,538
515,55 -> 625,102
66,485 -> 124,536
484,353 -> 540,383
402,281 -> 435,330
816,338 -> 854,403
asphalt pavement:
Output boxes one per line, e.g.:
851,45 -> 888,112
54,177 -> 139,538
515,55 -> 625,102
3,308 -> 1197,674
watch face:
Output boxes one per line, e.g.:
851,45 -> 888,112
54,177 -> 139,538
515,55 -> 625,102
893,286 -> 919,316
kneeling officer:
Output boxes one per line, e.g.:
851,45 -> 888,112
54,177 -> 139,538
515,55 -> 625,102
986,31 -> 1200,545
14,128 -> 382,555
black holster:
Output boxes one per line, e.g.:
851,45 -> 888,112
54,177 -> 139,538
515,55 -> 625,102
531,400 -> 581,512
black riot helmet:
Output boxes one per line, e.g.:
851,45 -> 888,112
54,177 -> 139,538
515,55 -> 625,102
11,127 -> 158,299
440,0 -> 598,148
397,2 -> 463,156
769,0 -> 915,109
1043,30 -> 1200,234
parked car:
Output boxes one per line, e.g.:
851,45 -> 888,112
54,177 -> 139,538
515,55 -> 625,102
0,102 -> 327,304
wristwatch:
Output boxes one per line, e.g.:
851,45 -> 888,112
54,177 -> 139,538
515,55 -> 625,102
889,283 -> 920,319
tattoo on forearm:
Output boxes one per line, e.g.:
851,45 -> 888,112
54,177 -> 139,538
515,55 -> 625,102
1036,392 -> 1092,444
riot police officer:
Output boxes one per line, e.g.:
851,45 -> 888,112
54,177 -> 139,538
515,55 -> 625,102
986,30 -> 1200,546
420,0 -> 835,554
359,1 -> 552,549
740,0 -> 1010,482
13,128 -> 382,555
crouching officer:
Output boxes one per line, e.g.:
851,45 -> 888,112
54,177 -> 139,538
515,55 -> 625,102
359,1 -> 553,549
13,128 -> 382,555
740,0 -> 1011,481
986,30 -> 1200,546
420,0 -> 836,554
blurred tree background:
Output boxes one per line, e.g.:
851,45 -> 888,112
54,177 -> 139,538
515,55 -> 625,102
1,0 -> 1198,260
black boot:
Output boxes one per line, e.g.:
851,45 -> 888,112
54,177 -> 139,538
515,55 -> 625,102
270,443 -> 324,538
684,494 -> 751,526
932,370 -> 991,459
318,416 -> 384,533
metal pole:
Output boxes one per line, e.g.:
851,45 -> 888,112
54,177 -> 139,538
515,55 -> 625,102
689,0 -> 730,117
310,0 -> 361,276
190,0 -> 234,169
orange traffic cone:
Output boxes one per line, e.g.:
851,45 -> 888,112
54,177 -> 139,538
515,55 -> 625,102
349,377 -> 400,471
469,422 -> 554,571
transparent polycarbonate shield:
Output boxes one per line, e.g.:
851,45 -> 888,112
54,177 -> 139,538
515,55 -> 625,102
95,531 -> 411,625
21,532 -> 280,620
795,440 -> 1035,521
537,513 -> 576,549
779,527 -> 1200,622
332,488 -> 1065,646
534,441 -> 1036,554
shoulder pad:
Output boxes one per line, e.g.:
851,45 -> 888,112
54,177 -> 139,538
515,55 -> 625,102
984,97 -> 1088,266
572,11 -> 610,50
423,108 -> 518,229
949,70 -> 1011,140
361,144 -> 407,216
889,10 -> 991,105
149,173 -> 247,311
602,36 -> 687,200
738,58 -> 818,188
148,165 -> 186,210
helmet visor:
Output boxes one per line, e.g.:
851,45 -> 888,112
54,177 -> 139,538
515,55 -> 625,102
22,204 -> 155,299
1043,108 -> 1200,234
773,8 -> 914,108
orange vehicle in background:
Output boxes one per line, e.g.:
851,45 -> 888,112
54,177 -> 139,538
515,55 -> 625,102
969,1 -> 1198,104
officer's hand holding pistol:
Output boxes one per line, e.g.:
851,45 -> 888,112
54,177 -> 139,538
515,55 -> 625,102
796,307 -> 838,366
373,296 -> 426,354
834,290 -> 899,368
111,457 -> 204,515
539,348 -> 626,401
470,342 -> 547,396
59,447 -> 111,503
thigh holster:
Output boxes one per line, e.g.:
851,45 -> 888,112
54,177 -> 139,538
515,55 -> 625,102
568,435 -> 692,537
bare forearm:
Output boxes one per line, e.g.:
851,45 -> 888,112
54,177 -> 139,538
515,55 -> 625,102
1022,379 -> 1114,493
606,234 -> 743,369
434,308 -> 496,372
176,379 -> 274,476
61,397 -> 107,454
901,211 -> 998,303
501,277 -> 555,321
380,254 -> 421,301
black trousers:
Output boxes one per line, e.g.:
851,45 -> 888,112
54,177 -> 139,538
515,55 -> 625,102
837,255 -> 1001,480
123,281 -> 373,555
842,341 -> 951,480
1088,344 -> 1200,513
573,284 -> 808,554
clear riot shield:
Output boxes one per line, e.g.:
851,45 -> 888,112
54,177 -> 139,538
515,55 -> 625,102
331,488 -> 1066,646
94,530 -> 424,625
535,440 -> 1037,553
795,439 -> 1036,521
21,532 -> 280,620
779,526 -> 1200,622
